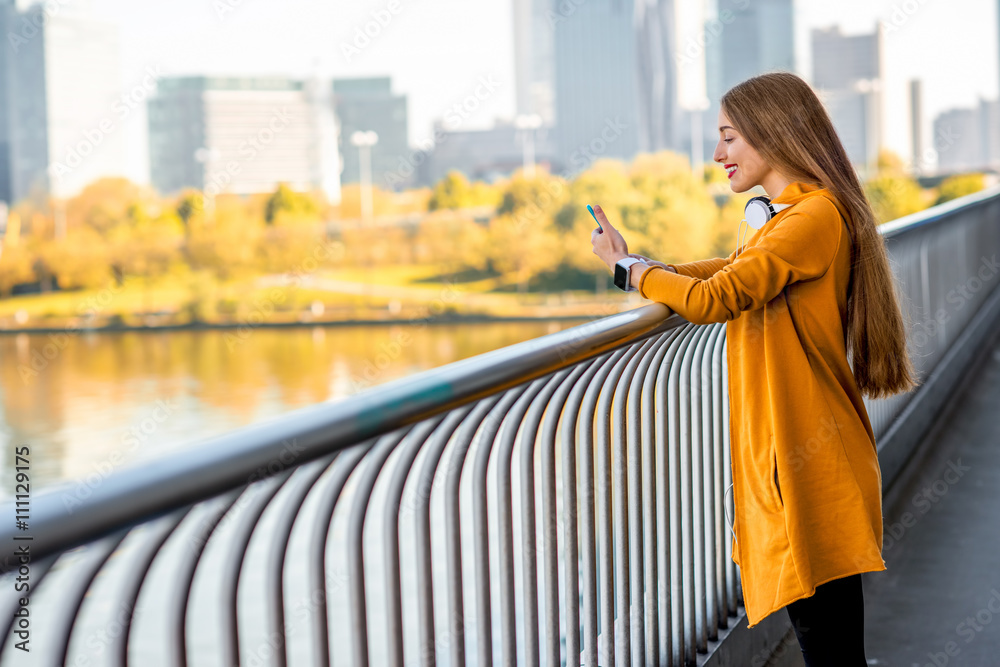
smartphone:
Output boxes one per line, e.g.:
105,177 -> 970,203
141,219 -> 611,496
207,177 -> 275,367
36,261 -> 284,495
587,204 -> 603,231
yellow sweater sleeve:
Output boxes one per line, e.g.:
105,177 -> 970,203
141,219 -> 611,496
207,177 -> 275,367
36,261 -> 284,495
667,250 -> 738,279
638,197 -> 844,324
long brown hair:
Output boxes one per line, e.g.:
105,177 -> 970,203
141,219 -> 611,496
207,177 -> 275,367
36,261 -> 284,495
721,71 -> 919,400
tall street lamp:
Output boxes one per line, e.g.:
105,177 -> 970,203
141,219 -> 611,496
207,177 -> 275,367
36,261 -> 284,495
350,130 -> 379,224
686,97 -> 711,182
514,114 -> 543,178
195,146 -> 222,219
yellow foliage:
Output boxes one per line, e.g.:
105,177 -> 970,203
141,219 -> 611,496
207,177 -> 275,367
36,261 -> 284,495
0,241 -> 36,296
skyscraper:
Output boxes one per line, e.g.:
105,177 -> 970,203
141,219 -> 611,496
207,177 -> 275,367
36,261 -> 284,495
147,77 -> 341,201
512,0 -> 555,126
909,79 -> 925,173
552,0 -> 678,174
0,1 -> 16,205
705,0 -> 795,103
333,77 -> 409,189
0,1 -> 127,203
811,24 -> 885,175
698,0 -> 795,166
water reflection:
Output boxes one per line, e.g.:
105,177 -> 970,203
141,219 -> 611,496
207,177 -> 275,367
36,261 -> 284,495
0,321 -> 583,494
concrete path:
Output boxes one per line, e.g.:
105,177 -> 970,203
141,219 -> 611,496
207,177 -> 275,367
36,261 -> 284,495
863,332 -> 1000,666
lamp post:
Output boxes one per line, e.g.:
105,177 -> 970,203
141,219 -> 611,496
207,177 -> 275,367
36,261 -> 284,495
514,114 -> 543,178
350,131 -> 379,224
687,97 -> 711,182
855,78 -> 882,178
194,146 -> 222,218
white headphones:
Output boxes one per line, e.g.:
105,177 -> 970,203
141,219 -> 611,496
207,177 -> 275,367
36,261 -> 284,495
736,196 -> 792,257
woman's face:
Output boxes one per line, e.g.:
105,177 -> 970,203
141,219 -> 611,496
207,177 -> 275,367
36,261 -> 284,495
713,109 -> 773,193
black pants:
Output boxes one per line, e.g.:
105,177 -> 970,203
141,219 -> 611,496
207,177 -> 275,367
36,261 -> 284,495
784,573 -> 867,667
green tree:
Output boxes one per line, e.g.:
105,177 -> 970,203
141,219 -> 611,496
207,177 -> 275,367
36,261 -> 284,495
264,184 -> 320,225
429,170 -> 474,211
864,174 -> 927,224
935,173 -> 985,205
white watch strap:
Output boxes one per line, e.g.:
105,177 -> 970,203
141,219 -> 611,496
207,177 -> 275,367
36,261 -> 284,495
618,257 -> 645,291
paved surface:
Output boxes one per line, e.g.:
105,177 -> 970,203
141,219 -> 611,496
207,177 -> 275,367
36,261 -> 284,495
863,332 -> 1000,666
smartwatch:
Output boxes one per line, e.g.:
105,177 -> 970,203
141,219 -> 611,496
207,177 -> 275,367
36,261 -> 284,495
614,257 -> 646,292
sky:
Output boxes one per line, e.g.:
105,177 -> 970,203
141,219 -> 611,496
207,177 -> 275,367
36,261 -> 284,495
76,0 -> 1000,184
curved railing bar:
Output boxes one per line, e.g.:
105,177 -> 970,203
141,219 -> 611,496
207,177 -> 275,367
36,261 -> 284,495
496,376 -> 552,665
615,335 -> 661,665
630,330 -> 671,665
52,529 -> 132,665
518,367 -> 573,667
644,326 -> 686,662
411,410 -> 469,666
110,506 -> 193,666
0,552 -> 58,663
309,440 -> 374,667
267,454 -> 340,667
382,412 -> 455,667
169,487 -> 244,667
347,426 -> 413,667
220,469 -> 295,666
471,383 -> 532,667
539,360 -> 595,667
442,397 -> 503,667
562,349 -> 625,667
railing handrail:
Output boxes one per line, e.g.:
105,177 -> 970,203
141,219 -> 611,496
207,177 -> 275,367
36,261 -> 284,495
4,184 -> 998,574
877,183 -> 1000,238
0,303 -> 684,571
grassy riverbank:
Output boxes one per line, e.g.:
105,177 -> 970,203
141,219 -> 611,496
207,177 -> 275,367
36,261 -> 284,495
0,264 -> 637,331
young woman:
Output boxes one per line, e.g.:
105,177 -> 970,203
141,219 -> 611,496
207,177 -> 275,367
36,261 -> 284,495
590,71 -> 919,666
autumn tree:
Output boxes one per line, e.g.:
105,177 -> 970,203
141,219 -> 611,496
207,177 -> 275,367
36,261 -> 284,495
0,241 -> 36,296
935,173 -> 985,205
487,170 -> 568,292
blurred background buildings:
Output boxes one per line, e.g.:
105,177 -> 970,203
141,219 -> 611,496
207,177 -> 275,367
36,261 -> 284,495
0,0 -> 995,207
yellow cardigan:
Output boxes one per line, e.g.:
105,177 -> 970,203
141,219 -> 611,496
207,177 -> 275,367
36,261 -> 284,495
637,181 -> 887,628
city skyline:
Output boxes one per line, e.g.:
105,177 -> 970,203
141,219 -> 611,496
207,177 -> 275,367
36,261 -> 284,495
12,0 -> 1000,189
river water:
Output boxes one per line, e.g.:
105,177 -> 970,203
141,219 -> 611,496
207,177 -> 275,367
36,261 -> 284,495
0,321 -> 599,666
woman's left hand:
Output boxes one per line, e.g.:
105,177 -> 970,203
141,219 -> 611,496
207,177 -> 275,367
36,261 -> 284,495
589,204 -> 629,270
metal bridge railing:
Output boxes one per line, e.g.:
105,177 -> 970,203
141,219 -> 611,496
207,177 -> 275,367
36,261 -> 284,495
1,186 -> 998,667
